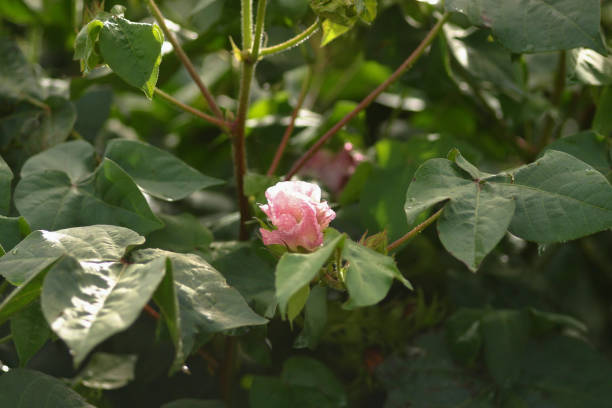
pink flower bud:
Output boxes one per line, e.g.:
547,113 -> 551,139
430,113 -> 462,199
259,181 -> 336,251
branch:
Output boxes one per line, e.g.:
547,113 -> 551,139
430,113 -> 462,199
260,19 -> 320,57
267,67 -> 312,175
154,88 -> 230,130
147,0 -> 224,120
284,12 -> 450,180
387,208 -> 443,252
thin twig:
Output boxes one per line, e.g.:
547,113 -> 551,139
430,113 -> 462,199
387,208 -> 444,252
267,67 -> 312,175
260,19 -> 320,57
284,12 -> 450,180
143,304 -> 160,320
147,0 -> 224,120
154,88 -> 230,130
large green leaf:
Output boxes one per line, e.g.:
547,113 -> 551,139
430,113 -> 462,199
10,300 -> 52,366
343,239 -> 412,308
133,249 -> 268,357
209,241 -> 276,318
20,140 -> 96,182
0,154 -> 12,215
41,254 -> 166,366
405,150 -> 612,269
0,369 -> 95,408
15,158 -> 163,235
104,139 -> 224,201
502,150 -> 612,242
446,0 -> 607,54
98,16 -> 163,99
0,225 -> 144,285
275,233 -> 345,319
545,131 -> 611,180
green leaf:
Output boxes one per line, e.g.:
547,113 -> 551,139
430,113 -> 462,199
546,131 -> 611,180
76,352 -> 137,390
275,233 -> 345,319
146,213 -> 213,253
320,19 -> 351,46
133,249 -> 268,356
0,271 -> 47,326
0,225 -> 144,285
480,310 -> 531,387
250,356 -> 347,408
0,369 -> 95,408
20,140 -> 96,182
10,300 -> 52,366
41,253 -> 167,366
15,158 -> 163,235
0,154 -> 13,215
287,284 -> 310,323
104,139 -> 224,201
74,19 -> 104,73
343,239 -> 412,308
338,161 -> 372,206
294,285 -> 327,350
209,241 -> 276,318
405,150 -> 612,268
0,37 -> 40,99
568,48 -> 612,85
377,332 -> 495,407
152,258 -> 184,374
446,0 -> 607,54
98,16 -> 163,99
161,400 -> 226,408
438,184 -> 515,271
517,335 -> 612,406
502,150 -> 612,243
528,308 -> 587,334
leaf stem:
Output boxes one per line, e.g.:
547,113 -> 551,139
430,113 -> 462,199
539,50 -> 566,151
267,67 -> 312,176
251,0 -> 267,58
260,19 -> 320,57
284,12 -> 450,180
154,88 -> 230,131
0,334 -> 12,345
147,0 -> 224,120
387,208 -> 444,252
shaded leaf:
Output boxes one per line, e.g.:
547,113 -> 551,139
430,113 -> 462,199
20,140 -> 96,182
0,37 -> 40,99
161,400 -> 226,408
0,369 -> 95,408
446,0 -> 607,54
294,285 -> 327,350
10,300 -> 52,366
546,132 -> 611,179
104,139 -> 224,201
0,215 -> 29,252
146,213 -> 213,253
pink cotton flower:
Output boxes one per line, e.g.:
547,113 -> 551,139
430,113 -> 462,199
300,143 -> 365,194
259,181 -> 336,252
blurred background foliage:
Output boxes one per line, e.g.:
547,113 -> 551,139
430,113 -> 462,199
1,0 -> 612,407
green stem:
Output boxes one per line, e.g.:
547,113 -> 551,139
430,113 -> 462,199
251,0 -> 267,58
0,334 -> 12,345
147,0 -> 224,120
539,50 -> 566,151
241,0 -> 253,50
260,19 -> 320,57
154,88 -> 230,130
284,12 -> 450,179
387,208 -> 444,252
